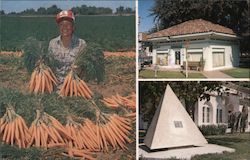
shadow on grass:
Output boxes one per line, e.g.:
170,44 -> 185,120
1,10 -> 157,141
191,152 -> 233,160
207,136 -> 248,147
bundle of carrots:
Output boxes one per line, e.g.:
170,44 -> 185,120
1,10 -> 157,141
101,92 -> 136,111
65,116 -> 99,151
0,106 -> 31,148
59,69 -> 93,99
94,111 -> 133,151
100,96 -> 120,109
29,60 -> 58,94
101,93 -> 136,123
28,110 -> 74,149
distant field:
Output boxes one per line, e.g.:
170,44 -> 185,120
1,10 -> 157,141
0,15 -> 135,51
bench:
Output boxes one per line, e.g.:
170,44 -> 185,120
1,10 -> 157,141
183,61 -> 202,71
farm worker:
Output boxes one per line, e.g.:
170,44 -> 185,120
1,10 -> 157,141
48,10 -> 87,83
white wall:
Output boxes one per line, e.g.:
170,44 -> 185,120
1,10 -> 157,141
248,108 -> 250,132
204,40 -> 239,71
152,49 -> 157,64
151,39 -> 239,71
197,96 -> 224,126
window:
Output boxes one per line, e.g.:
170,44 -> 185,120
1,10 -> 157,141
213,52 -> 225,67
156,53 -> 168,65
216,109 -> 218,123
174,121 -> 183,128
216,109 -> 223,123
203,106 -> 211,123
187,48 -> 203,62
219,109 -> 223,123
207,107 -> 210,123
202,107 -> 205,123
188,52 -> 203,61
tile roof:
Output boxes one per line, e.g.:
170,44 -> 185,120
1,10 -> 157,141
147,19 -> 235,39
141,33 -> 148,41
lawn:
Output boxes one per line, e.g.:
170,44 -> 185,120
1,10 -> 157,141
221,68 -> 250,78
139,70 -> 206,79
192,133 -> 250,160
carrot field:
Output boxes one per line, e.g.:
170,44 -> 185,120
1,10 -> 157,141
1,15 -> 135,51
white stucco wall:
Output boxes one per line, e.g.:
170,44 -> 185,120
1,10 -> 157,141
151,39 -> 239,71
152,49 -> 157,64
196,95 -> 226,126
248,108 -> 250,132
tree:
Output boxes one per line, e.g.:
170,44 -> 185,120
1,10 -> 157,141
0,10 -> 5,15
72,5 -> 112,15
139,81 -> 226,123
46,5 -> 61,15
37,7 -> 46,15
116,6 -> 124,14
21,8 -> 36,15
150,0 -> 249,53
115,6 -> 134,14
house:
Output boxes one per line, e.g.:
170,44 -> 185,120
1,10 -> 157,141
147,19 -> 240,71
195,83 -> 250,132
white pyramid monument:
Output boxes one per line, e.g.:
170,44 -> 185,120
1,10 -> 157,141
144,85 -> 207,150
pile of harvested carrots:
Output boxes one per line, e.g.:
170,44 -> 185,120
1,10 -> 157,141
0,105 -> 31,148
28,110 -> 74,149
29,60 -> 58,94
28,61 -> 93,100
59,69 -> 93,99
101,92 -> 136,110
0,106 -> 133,159
22,57 -> 135,159
101,93 -> 136,122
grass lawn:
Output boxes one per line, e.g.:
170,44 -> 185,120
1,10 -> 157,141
139,69 -> 206,79
221,68 -> 250,78
192,133 -> 250,160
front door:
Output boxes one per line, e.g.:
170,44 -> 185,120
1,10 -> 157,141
175,51 -> 181,65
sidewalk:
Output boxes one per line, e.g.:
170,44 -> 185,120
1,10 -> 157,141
139,144 -> 235,160
202,70 -> 233,78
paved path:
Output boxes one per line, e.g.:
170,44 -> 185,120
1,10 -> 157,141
202,70 -> 233,78
139,144 -> 235,160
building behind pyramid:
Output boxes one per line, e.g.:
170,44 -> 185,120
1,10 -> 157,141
144,85 -> 208,150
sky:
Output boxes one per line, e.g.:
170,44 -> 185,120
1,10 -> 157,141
1,0 -> 135,13
138,0 -> 155,33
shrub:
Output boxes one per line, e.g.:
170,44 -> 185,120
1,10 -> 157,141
199,124 -> 227,136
